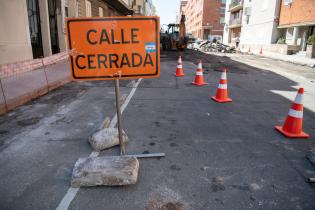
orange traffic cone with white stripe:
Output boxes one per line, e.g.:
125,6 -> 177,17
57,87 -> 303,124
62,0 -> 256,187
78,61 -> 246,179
175,56 -> 184,77
192,60 -> 207,86
275,88 -> 309,138
211,68 -> 232,103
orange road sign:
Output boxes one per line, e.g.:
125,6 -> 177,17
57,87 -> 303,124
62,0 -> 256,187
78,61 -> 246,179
66,17 -> 160,80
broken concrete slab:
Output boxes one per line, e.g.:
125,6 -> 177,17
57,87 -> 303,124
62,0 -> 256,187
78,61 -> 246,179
89,128 -> 128,151
71,156 -> 139,187
99,117 -> 111,129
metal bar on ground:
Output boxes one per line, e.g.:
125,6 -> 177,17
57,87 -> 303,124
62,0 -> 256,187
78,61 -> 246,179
123,153 -> 165,158
115,78 -> 125,155
307,178 -> 315,183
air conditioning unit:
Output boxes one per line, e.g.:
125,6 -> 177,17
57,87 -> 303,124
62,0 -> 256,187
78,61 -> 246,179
284,0 -> 293,6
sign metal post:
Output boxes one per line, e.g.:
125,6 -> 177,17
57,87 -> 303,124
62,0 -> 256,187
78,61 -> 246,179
114,78 -> 125,155
66,16 -> 164,158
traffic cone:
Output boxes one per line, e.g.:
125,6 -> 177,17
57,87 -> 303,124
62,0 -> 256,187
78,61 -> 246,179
175,56 -> 184,77
259,47 -> 263,55
192,60 -> 207,86
275,88 -> 310,138
211,68 -> 232,103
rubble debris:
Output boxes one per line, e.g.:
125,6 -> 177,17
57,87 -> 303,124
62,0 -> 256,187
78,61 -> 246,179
71,156 -> 139,187
189,41 -> 236,53
89,128 -> 128,151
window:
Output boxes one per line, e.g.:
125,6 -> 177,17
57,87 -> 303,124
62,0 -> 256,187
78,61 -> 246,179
245,15 -> 250,24
62,0 -> 69,34
221,6 -> 225,14
75,0 -> 79,17
99,7 -> 103,17
64,0 -> 69,18
85,0 -> 91,17
220,17 -> 225,24
65,7 -> 68,17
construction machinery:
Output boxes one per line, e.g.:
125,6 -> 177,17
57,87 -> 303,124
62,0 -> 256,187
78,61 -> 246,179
160,14 -> 188,51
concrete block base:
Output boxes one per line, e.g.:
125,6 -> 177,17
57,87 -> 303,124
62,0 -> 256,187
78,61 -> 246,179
89,128 -> 128,151
71,156 -> 139,187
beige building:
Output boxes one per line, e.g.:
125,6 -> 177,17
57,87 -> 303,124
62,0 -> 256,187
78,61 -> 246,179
177,0 -> 188,23
131,0 -> 156,16
0,0 -> 133,65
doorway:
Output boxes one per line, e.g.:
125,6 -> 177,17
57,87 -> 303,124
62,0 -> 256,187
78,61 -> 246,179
48,0 -> 60,54
204,29 -> 210,40
27,0 -> 44,58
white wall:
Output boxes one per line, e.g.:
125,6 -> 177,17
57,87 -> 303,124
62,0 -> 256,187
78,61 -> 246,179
38,0 -> 53,57
0,0 -> 33,64
58,0 -> 67,52
222,0 -> 231,45
240,0 -> 281,46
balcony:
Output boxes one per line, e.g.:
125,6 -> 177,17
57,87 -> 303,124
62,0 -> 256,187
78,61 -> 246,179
103,0 -> 134,15
228,0 -> 243,13
229,18 -> 241,28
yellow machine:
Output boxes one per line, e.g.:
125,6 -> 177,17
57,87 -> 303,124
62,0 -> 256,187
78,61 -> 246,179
161,15 -> 188,51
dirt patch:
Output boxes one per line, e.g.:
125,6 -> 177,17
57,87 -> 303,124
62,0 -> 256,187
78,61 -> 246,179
170,165 -> 181,171
170,142 -> 178,147
0,130 -> 9,135
145,186 -> 187,210
16,117 -> 41,126
211,176 -> 225,192
160,49 -> 251,75
146,201 -> 185,210
231,184 -> 250,191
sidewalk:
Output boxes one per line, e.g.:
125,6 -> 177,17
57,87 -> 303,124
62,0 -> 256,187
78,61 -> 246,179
0,60 -> 70,114
242,49 -> 315,68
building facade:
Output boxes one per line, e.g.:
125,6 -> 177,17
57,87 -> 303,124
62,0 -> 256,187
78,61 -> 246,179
0,0 -> 133,65
238,0 -> 281,49
177,0 -> 188,24
131,0 -> 156,16
278,0 -> 315,55
223,0 -> 243,46
223,0 -> 315,57
182,0 -> 225,40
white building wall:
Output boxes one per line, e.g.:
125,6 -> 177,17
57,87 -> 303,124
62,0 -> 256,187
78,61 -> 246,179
222,0 -> 231,45
240,0 -> 281,47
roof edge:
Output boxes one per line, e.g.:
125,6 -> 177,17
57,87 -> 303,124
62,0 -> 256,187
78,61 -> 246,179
278,21 -> 315,28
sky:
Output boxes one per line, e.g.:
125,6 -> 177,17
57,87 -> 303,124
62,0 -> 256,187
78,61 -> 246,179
152,0 -> 180,26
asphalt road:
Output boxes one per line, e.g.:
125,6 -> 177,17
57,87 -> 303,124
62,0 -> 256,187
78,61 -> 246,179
0,50 -> 315,210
